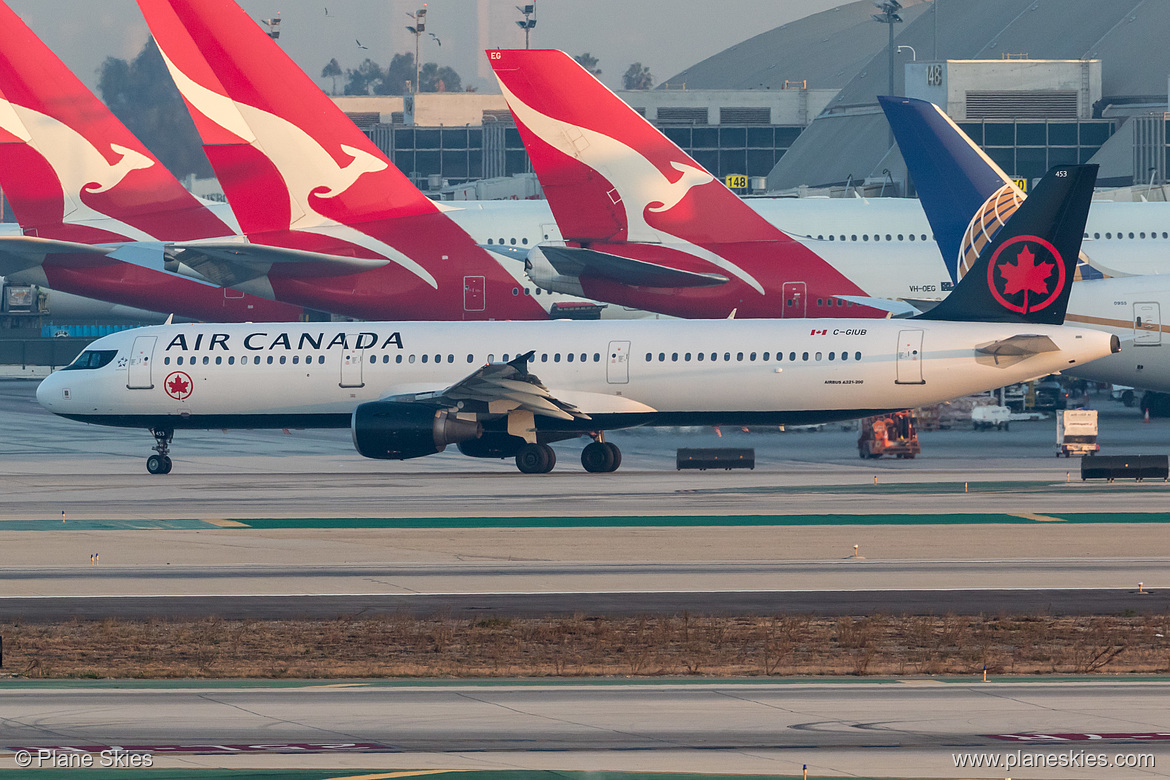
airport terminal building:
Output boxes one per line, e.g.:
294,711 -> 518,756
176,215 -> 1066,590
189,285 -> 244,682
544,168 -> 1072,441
331,0 -> 1170,200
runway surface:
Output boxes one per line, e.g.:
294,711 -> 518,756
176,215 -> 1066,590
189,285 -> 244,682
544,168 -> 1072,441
3,680 -> 1169,778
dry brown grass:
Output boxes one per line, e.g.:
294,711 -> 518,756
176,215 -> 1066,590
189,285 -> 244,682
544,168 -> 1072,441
2,613 -> 1169,679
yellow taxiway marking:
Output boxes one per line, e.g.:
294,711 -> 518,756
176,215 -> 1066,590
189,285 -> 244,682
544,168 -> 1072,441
295,683 -> 371,689
325,772 -> 467,780
898,679 -> 945,685
203,518 -> 248,527
1012,512 -> 1067,522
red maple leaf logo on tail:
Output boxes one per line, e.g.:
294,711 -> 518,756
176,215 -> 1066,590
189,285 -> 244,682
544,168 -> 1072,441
999,245 -> 1053,298
987,236 -> 1064,314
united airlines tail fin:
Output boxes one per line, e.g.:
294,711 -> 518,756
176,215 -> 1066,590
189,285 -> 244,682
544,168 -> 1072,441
878,96 -> 1014,283
0,0 -> 234,243
137,0 -> 438,237
918,165 -> 1096,325
880,95 -> 1106,284
487,49 -> 792,246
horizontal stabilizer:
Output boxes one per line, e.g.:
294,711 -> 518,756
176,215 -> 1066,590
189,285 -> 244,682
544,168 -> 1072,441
0,235 -> 113,275
106,241 -> 168,271
170,240 -> 391,269
170,239 -> 391,287
833,295 -> 919,318
537,245 -> 728,288
975,334 -> 1059,357
480,244 -> 530,263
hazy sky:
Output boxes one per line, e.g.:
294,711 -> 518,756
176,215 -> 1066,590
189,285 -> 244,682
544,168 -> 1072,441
9,0 -> 843,93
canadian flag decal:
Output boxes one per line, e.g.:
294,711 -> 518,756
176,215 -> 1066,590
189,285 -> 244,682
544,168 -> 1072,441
810,329 -> 828,336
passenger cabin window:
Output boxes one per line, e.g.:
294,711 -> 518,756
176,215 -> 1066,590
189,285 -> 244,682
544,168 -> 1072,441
63,350 -> 118,371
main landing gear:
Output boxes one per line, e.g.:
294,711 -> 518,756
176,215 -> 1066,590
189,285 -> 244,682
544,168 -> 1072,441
581,436 -> 621,473
146,427 -> 174,475
515,442 -> 556,474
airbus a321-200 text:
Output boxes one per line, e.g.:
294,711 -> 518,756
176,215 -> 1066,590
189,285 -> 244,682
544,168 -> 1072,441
37,166 -> 1119,474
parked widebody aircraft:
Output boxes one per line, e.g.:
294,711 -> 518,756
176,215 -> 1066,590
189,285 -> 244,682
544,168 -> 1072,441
0,0 -> 305,323
880,96 -> 1170,396
38,165 -> 1118,475
135,0 -> 644,323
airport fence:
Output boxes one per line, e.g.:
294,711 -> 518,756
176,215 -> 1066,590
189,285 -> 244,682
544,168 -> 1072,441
0,337 -> 93,369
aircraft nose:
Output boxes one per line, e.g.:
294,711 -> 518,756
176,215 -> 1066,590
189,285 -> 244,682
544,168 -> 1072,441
36,371 -> 61,410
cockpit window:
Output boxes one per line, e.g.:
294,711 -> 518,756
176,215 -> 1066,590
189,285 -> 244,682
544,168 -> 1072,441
62,350 -> 118,371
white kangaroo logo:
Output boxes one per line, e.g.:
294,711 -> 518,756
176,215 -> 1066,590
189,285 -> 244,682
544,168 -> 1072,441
0,97 -> 157,240
496,79 -> 763,294
84,144 -> 155,193
157,48 -> 436,288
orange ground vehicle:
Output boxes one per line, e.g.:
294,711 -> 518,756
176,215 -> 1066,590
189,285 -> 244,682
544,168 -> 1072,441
857,410 -> 921,459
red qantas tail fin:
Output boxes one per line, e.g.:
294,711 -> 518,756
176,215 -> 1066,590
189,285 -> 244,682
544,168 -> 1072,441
488,49 -> 790,246
138,0 -> 439,238
0,0 -> 233,243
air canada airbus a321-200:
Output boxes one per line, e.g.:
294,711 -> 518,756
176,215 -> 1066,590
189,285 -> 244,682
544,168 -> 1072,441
38,166 -> 1118,475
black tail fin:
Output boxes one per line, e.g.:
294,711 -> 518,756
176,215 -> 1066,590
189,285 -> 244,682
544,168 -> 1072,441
917,164 -> 1096,324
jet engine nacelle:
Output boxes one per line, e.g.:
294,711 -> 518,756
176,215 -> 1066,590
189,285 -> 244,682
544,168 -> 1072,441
352,401 -> 482,460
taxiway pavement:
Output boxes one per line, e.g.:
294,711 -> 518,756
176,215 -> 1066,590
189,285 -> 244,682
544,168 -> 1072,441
3,680 -> 1169,778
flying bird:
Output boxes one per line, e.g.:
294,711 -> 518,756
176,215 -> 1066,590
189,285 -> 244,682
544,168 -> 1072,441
324,6 -> 333,16
356,39 -> 368,49
429,32 -> 441,46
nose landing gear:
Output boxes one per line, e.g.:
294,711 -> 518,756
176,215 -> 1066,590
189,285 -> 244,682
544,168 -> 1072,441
147,427 -> 174,475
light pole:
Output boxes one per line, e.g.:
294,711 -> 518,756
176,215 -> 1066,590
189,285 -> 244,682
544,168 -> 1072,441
516,3 -> 536,49
406,5 -> 428,93
872,1 -> 903,146
260,11 -> 281,41
896,44 -> 916,61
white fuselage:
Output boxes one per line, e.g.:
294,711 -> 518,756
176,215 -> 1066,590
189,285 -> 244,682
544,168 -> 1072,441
37,319 -> 1115,435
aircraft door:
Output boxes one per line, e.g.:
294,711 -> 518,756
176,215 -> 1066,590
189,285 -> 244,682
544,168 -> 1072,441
127,336 -> 156,389
895,329 -> 924,385
340,334 -> 365,388
1134,302 -> 1161,345
606,340 -> 630,384
464,275 -> 486,312
782,282 -> 806,318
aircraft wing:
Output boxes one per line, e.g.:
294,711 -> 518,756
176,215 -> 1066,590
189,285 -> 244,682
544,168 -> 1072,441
536,246 -> 729,288
168,239 -> 391,287
384,351 -> 592,422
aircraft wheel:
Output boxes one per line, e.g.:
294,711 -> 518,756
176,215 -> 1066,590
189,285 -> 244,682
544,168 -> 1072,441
161,456 -> 173,474
603,442 -> 622,472
581,441 -> 613,473
516,443 -> 556,474
147,455 -> 169,475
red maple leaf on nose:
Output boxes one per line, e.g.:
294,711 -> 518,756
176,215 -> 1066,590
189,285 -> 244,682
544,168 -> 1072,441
998,244 -> 1054,297
167,375 -> 190,396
